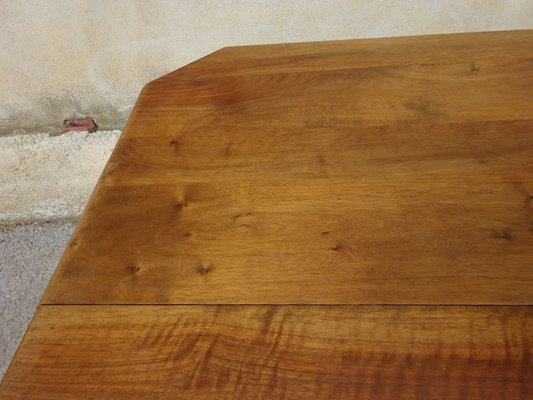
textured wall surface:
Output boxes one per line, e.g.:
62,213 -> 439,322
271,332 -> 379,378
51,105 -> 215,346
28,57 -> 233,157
1,0 -> 532,135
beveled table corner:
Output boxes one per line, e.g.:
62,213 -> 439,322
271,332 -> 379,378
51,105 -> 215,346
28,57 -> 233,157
1,29 -> 533,399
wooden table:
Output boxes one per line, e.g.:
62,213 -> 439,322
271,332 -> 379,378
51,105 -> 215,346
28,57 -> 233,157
2,30 -> 533,399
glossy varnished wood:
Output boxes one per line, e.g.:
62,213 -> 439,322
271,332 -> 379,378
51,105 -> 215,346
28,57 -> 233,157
42,30 -> 533,304
44,172 -> 533,304
2,31 -> 533,397
2,306 -> 532,399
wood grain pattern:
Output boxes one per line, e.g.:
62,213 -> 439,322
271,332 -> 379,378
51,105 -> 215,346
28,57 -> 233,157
2,305 -> 532,399
164,30 -> 533,78
43,31 -> 533,305
43,172 -> 533,304
3,31 -> 533,398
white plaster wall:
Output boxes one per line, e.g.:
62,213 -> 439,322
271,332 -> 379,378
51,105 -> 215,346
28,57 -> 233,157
1,0 -> 532,134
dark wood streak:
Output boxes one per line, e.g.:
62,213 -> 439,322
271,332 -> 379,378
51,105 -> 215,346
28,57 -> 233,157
2,30 -> 533,399
1,306 -> 532,399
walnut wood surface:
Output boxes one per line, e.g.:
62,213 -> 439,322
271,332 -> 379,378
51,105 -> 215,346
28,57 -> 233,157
2,306 -> 532,399
2,30 -> 533,397
42,30 -> 533,305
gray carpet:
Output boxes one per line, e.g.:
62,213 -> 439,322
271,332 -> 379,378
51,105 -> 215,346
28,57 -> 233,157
0,221 -> 76,379
0,130 -> 118,381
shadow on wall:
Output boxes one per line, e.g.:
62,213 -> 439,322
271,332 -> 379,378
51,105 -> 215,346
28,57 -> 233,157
0,0 -> 532,135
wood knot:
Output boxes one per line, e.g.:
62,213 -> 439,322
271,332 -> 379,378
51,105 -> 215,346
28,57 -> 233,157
197,264 -> 214,276
470,63 -> 480,73
492,229 -> 513,241
175,200 -> 188,211
331,243 -> 342,251
233,212 -> 252,220
126,264 -> 141,275
233,212 -> 253,228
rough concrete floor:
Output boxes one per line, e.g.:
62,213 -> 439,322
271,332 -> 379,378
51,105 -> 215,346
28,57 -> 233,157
0,130 -> 121,223
0,131 -> 120,380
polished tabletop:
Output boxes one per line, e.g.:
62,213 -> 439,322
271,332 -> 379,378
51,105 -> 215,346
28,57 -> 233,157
1,30 -> 532,399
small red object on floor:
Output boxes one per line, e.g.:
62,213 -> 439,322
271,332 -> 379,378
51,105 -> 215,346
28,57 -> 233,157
61,117 -> 98,134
